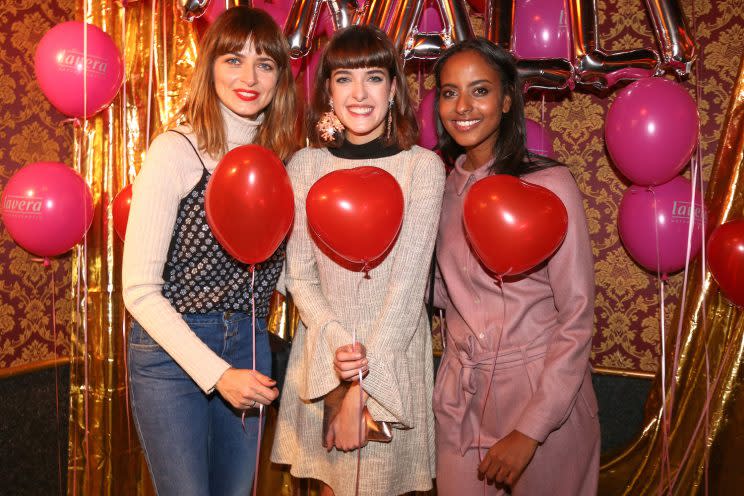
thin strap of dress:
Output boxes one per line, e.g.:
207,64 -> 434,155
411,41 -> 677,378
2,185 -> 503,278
169,129 -> 208,171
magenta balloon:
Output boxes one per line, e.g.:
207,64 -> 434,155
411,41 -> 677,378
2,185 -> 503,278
1,162 -> 94,257
618,176 -> 704,275
417,88 -> 437,150
34,22 -> 124,118
606,78 -> 699,186
512,0 -> 571,60
421,6 -> 444,31
253,0 -> 293,30
201,0 -> 292,27
525,119 -> 554,157
202,0 -> 226,24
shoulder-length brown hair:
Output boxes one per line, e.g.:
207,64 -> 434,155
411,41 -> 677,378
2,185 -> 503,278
176,6 -> 297,161
306,25 -> 418,150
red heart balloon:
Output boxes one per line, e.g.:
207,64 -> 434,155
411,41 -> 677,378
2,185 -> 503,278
707,219 -> 744,307
463,175 -> 568,276
466,0 -> 486,14
206,145 -> 294,265
112,184 -> 132,241
306,166 -> 404,268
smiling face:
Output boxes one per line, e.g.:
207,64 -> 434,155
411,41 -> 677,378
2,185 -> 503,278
212,40 -> 279,119
438,50 -> 512,166
328,67 -> 395,145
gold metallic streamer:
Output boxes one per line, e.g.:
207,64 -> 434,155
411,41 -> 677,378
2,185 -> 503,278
599,51 -> 744,495
67,1 -> 196,494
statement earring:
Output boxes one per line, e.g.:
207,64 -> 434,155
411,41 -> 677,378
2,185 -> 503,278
386,97 -> 394,140
316,98 -> 344,142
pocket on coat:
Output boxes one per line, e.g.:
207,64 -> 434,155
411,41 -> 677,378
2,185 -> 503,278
579,380 -> 599,418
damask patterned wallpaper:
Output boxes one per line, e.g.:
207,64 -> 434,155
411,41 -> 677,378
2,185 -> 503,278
0,0 -> 74,372
521,0 -> 744,372
0,0 -> 741,374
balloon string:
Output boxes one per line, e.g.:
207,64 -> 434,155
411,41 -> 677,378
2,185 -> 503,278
83,6 -> 87,124
478,276 -> 505,496
353,274 -> 365,496
121,4 -> 129,182
71,130 -> 80,496
697,147 -> 710,496
80,0 -> 92,472
38,257 -> 63,496
690,2 -> 710,491
664,332 -> 735,493
650,187 -> 671,495
439,308 -> 447,350
244,265 -> 263,496
119,3 -> 133,452
667,154 -> 699,421
83,234 -> 91,488
146,0 -> 156,146
162,1 -> 168,121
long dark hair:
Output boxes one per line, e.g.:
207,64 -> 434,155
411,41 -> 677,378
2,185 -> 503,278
434,38 -> 560,176
306,25 -> 418,149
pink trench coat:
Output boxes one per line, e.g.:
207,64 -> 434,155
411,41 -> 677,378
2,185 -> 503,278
432,158 -> 600,495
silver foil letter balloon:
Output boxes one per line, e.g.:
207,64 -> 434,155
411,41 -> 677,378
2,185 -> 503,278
644,0 -> 696,75
284,0 -> 359,58
180,0 -> 211,21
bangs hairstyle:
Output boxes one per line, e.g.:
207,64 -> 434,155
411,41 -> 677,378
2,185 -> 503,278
178,6 -> 297,161
307,25 -> 418,149
434,38 -> 559,176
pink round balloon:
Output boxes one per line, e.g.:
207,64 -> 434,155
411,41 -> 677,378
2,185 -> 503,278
34,22 -> 124,118
1,162 -> 94,257
606,78 -> 699,186
417,88 -> 437,150
618,176 -> 704,275
512,0 -> 571,60
525,119 -> 554,157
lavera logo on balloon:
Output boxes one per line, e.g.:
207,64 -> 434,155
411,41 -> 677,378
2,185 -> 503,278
671,201 -> 703,223
3,195 -> 43,218
56,49 -> 109,77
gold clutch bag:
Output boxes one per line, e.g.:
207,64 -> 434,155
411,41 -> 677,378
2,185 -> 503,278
322,382 -> 393,447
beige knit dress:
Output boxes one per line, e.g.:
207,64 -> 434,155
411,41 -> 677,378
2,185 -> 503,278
271,145 -> 445,495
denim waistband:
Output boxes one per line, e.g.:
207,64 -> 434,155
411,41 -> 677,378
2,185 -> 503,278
181,311 -> 252,326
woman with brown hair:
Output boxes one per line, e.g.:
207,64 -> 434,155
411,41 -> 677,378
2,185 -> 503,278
122,7 -> 296,495
271,25 -> 445,496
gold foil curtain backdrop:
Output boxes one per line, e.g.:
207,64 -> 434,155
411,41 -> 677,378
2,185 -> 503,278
63,0 -> 743,494
599,52 -> 744,496
68,1 -> 197,494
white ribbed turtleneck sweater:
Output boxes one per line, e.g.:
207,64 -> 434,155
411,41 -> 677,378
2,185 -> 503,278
122,104 -> 262,393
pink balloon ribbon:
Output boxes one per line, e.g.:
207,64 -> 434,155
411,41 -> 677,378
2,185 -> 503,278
477,276 -> 505,496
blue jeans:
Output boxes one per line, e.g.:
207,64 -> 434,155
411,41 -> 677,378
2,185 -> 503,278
128,312 -> 271,496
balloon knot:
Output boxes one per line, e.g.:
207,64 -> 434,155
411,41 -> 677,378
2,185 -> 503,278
661,273 -> 669,282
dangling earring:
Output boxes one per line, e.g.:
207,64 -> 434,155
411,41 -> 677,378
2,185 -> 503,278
316,98 -> 344,142
386,97 -> 394,140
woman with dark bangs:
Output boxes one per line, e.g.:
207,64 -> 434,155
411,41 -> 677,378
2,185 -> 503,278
431,38 -> 599,495
122,7 -> 296,495
271,25 -> 445,496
